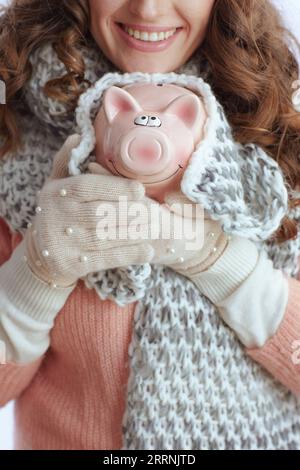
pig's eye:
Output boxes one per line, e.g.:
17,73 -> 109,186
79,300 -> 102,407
148,116 -> 162,127
134,115 -> 149,126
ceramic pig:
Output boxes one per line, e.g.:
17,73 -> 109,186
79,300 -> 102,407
93,83 -> 207,203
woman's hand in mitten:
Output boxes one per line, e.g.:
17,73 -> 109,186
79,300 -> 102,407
148,190 -> 229,271
147,190 -> 259,304
23,134 -> 154,288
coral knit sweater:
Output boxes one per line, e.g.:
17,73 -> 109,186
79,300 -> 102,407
0,216 -> 300,450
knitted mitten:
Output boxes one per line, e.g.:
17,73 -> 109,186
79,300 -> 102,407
156,190 -> 229,270
82,162 -> 260,305
23,135 -> 155,288
87,162 -> 250,273
161,191 -> 259,304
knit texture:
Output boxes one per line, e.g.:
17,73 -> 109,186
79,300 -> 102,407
248,273 -> 300,398
1,218 -> 300,449
1,36 -> 300,449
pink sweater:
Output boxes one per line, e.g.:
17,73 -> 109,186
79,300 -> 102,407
0,216 -> 300,449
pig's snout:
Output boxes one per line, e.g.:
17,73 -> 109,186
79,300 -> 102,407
120,130 -> 170,175
129,137 -> 161,162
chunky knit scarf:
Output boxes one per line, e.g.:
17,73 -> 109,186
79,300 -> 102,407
1,36 -> 300,450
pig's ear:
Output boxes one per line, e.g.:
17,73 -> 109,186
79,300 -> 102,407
164,94 -> 204,133
103,86 -> 142,123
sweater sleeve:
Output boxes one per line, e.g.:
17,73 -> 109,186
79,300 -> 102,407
212,247 -> 300,396
191,234 -> 300,396
246,261 -> 300,397
0,217 -> 44,408
192,237 -> 288,347
0,219 -> 75,365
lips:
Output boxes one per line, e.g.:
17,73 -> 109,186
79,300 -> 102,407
119,23 -> 182,33
114,22 -> 182,53
123,25 -> 177,42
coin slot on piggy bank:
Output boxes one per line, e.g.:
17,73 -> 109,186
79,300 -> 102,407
93,83 -> 207,203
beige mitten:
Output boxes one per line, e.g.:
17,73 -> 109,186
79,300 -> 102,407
126,189 -> 229,271
23,134 -> 155,288
154,191 -> 259,304
159,190 -> 229,272
81,167 -> 228,272
83,167 -> 229,273
84,168 -> 258,304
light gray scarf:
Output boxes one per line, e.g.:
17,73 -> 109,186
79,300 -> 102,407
1,37 -> 300,449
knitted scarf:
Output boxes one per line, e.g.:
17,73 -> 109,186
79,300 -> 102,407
1,37 -> 300,450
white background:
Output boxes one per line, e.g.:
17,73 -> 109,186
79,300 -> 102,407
0,0 -> 300,451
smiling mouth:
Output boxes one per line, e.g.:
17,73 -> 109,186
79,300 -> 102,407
108,160 -> 183,184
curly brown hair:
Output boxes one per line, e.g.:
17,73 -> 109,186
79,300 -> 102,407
0,0 -> 299,242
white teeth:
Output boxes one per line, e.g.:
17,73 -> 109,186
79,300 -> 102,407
123,25 -> 176,42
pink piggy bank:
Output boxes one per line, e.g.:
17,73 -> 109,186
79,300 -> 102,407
94,83 -> 207,203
